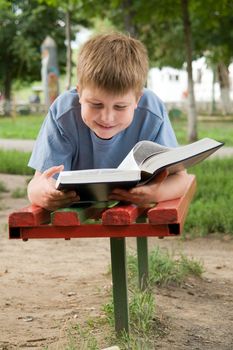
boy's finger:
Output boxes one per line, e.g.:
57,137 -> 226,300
43,165 -> 64,179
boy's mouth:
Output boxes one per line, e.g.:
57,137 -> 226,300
96,122 -> 116,129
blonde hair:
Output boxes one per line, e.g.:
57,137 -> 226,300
77,32 -> 148,96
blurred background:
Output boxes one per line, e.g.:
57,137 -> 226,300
1,0 -> 233,142
1,3 -> 233,348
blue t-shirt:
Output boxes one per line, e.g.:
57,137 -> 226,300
28,88 -> 178,172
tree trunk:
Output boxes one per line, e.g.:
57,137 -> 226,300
211,66 -> 216,115
65,10 -> 72,90
121,0 -> 137,37
181,0 -> 197,142
217,62 -> 232,115
3,71 -> 12,116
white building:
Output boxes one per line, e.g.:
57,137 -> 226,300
148,57 -> 233,108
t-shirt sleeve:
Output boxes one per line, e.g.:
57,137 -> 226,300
153,105 -> 178,148
137,89 -> 178,148
28,110 -> 74,173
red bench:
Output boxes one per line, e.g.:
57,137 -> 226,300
8,174 -> 196,334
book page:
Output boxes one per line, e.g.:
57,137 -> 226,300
56,168 -> 141,184
140,138 -> 223,175
118,148 -> 139,170
118,140 -> 169,170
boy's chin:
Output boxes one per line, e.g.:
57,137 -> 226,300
94,132 -> 113,140
94,128 -> 119,140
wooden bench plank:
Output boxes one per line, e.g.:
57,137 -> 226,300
51,207 -> 88,226
8,205 -> 50,227
10,222 -> 176,240
147,174 -> 196,224
51,202 -> 119,226
8,175 -> 196,240
102,204 -> 147,225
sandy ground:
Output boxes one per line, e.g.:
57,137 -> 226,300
0,173 -> 233,349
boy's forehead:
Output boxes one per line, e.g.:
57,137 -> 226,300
80,85 -> 138,101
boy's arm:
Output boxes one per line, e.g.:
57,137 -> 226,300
109,170 -> 190,205
27,165 -> 80,211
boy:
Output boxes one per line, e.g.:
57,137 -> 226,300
28,32 -> 189,211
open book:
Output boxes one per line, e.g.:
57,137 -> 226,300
56,137 -> 223,201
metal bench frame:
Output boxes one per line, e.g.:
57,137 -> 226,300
8,175 -> 196,334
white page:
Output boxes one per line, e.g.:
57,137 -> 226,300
118,140 -> 169,170
118,148 -> 139,170
140,138 -> 223,174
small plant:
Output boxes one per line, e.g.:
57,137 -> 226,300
128,247 -> 204,288
11,187 -> 27,198
178,253 -> 204,277
64,323 -> 100,350
129,288 -> 155,336
102,300 -> 114,328
0,180 -> 9,193
103,289 -> 157,349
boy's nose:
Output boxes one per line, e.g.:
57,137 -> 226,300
100,109 -> 115,123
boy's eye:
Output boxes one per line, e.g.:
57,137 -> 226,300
115,105 -> 127,110
90,103 -> 103,108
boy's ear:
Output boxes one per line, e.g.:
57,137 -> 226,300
76,84 -> 80,93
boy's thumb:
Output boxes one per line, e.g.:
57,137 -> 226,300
43,165 -> 64,179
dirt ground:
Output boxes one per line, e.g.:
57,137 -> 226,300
0,174 -> 233,350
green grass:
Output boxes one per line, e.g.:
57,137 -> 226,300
1,110 -> 233,147
64,324 -> 99,350
65,247 -> 203,349
128,247 -> 204,288
0,115 -> 44,139
185,158 -> 233,236
128,289 -> 156,335
172,118 -> 233,146
0,150 -> 34,175
102,290 -> 158,349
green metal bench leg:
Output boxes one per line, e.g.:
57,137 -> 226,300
137,237 -> 149,290
110,237 -> 129,334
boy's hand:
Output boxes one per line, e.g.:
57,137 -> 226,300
27,165 -> 80,211
109,170 -> 168,205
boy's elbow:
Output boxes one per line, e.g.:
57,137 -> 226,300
176,170 -> 192,195
27,179 -> 35,205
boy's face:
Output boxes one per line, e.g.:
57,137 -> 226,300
78,86 -> 140,139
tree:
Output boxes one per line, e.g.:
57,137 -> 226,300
0,1 -> 17,113
0,0 -> 66,115
97,0 -> 233,134
99,0 -> 198,141
181,0 -> 197,141
190,0 -> 233,114
39,0 -> 91,89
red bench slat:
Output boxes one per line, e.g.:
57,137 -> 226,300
8,175 -> 196,240
8,205 -> 50,227
147,175 -> 196,224
102,204 -> 147,225
14,222 -> 175,239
